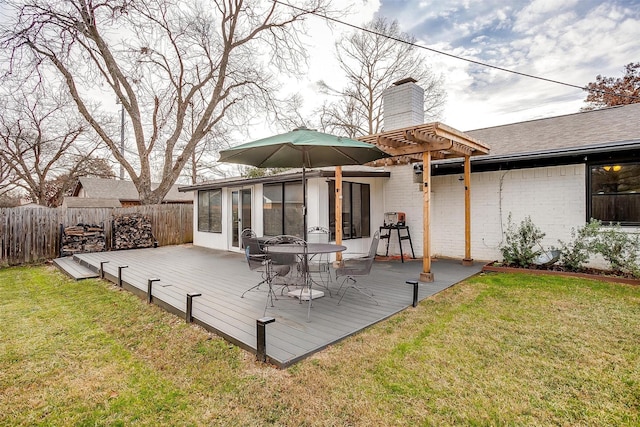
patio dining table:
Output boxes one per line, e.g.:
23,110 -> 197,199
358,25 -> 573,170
265,243 -> 346,321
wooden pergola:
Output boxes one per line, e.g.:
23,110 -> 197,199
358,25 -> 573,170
335,122 -> 490,282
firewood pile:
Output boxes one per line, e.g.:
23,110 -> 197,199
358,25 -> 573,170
113,213 -> 156,250
60,224 -> 106,256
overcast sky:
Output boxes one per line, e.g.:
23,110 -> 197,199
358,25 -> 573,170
293,0 -> 640,132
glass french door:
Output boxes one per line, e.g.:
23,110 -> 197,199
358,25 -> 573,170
231,188 -> 252,249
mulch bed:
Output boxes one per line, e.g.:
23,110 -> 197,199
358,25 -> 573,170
482,262 -> 640,285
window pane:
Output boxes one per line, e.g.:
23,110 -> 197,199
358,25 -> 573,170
342,184 -> 352,239
327,181 -> 371,240
352,183 -> 362,238
263,184 -> 283,236
198,191 -> 210,231
210,190 -> 222,233
284,182 -> 303,237
361,184 -> 370,237
590,163 -> 640,224
328,181 -> 336,240
242,189 -> 252,232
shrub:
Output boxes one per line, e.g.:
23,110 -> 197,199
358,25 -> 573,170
500,214 -> 545,268
557,219 -> 601,272
592,223 -> 640,278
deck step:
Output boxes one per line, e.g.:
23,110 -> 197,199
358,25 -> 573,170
53,257 -> 99,280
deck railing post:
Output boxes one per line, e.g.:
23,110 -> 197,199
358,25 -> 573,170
256,317 -> 276,363
118,265 -> 128,287
147,278 -> 160,304
100,261 -> 109,279
186,292 -> 202,323
406,280 -> 419,307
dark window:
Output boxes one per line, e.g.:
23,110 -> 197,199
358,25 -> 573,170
328,181 -> 371,240
263,182 -> 303,237
588,162 -> 640,225
198,189 -> 222,233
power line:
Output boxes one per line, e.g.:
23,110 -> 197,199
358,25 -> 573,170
274,0 -> 640,102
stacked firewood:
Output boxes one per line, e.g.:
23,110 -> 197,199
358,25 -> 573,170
113,213 -> 156,250
60,224 -> 106,256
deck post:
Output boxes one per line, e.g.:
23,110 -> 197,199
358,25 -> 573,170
462,155 -> 474,266
147,278 -> 160,304
406,280 -> 419,307
186,292 -> 202,323
256,317 -> 276,363
99,261 -> 109,279
117,265 -> 128,287
421,151 -> 434,282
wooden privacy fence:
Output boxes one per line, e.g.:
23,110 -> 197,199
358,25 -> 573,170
0,204 -> 193,266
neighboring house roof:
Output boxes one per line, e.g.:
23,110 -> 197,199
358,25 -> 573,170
62,197 -> 122,209
465,103 -> 640,158
16,203 -> 50,209
74,177 -> 193,203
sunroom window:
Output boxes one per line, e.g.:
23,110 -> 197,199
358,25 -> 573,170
328,180 -> 371,240
263,182 -> 303,237
198,189 -> 222,233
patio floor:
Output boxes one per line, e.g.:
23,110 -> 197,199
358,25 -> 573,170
66,245 -> 483,368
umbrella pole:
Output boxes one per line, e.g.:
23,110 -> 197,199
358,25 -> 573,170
303,166 -> 307,241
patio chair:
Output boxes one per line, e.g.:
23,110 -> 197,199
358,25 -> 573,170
263,235 -> 305,288
306,226 -> 332,293
335,231 -> 380,305
241,236 -> 291,313
240,228 -> 257,248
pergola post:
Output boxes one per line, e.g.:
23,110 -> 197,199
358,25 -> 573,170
359,122 -> 489,279
462,155 -> 474,266
420,151 -> 434,282
335,166 -> 343,262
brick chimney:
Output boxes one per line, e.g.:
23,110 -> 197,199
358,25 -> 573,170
382,77 -> 424,131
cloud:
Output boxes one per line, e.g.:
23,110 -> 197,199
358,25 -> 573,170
376,0 -> 640,129
270,0 -> 639,133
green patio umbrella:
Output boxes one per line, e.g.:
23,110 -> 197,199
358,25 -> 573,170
218,127 -> 390,239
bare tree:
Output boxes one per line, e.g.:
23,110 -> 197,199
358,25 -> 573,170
2,0 -> 331,204
317,17 -> 446,138
0,85 -> 103,206
0,155 -> 20,199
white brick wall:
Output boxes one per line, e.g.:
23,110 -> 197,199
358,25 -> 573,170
383,164 -> 589,262
383,82 -> 425,130
380,165 -> 425,257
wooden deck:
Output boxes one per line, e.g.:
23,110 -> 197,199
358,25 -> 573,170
66,245 -> 482,368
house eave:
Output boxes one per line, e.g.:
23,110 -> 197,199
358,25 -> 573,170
429,139 -> 640,175
179,169 -> 391,192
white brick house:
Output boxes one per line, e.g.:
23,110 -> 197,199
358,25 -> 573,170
428,104 -> 640,262
181,89 -> 640,265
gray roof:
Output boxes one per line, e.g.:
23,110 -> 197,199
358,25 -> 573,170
75,177 -> 193,202
465,103 -> 640,157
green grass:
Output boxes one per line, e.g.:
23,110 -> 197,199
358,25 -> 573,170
1,266 -> 639,426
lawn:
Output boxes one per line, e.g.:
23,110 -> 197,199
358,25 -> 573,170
1,265 -> 639,426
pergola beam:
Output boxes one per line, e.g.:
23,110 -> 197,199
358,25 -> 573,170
357,121 -> 490,282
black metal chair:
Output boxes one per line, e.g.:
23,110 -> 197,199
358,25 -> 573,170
241,234 -> 291,314
335,231 -> 380,305
263,235 -> 305,288
306,226 -> 332,292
